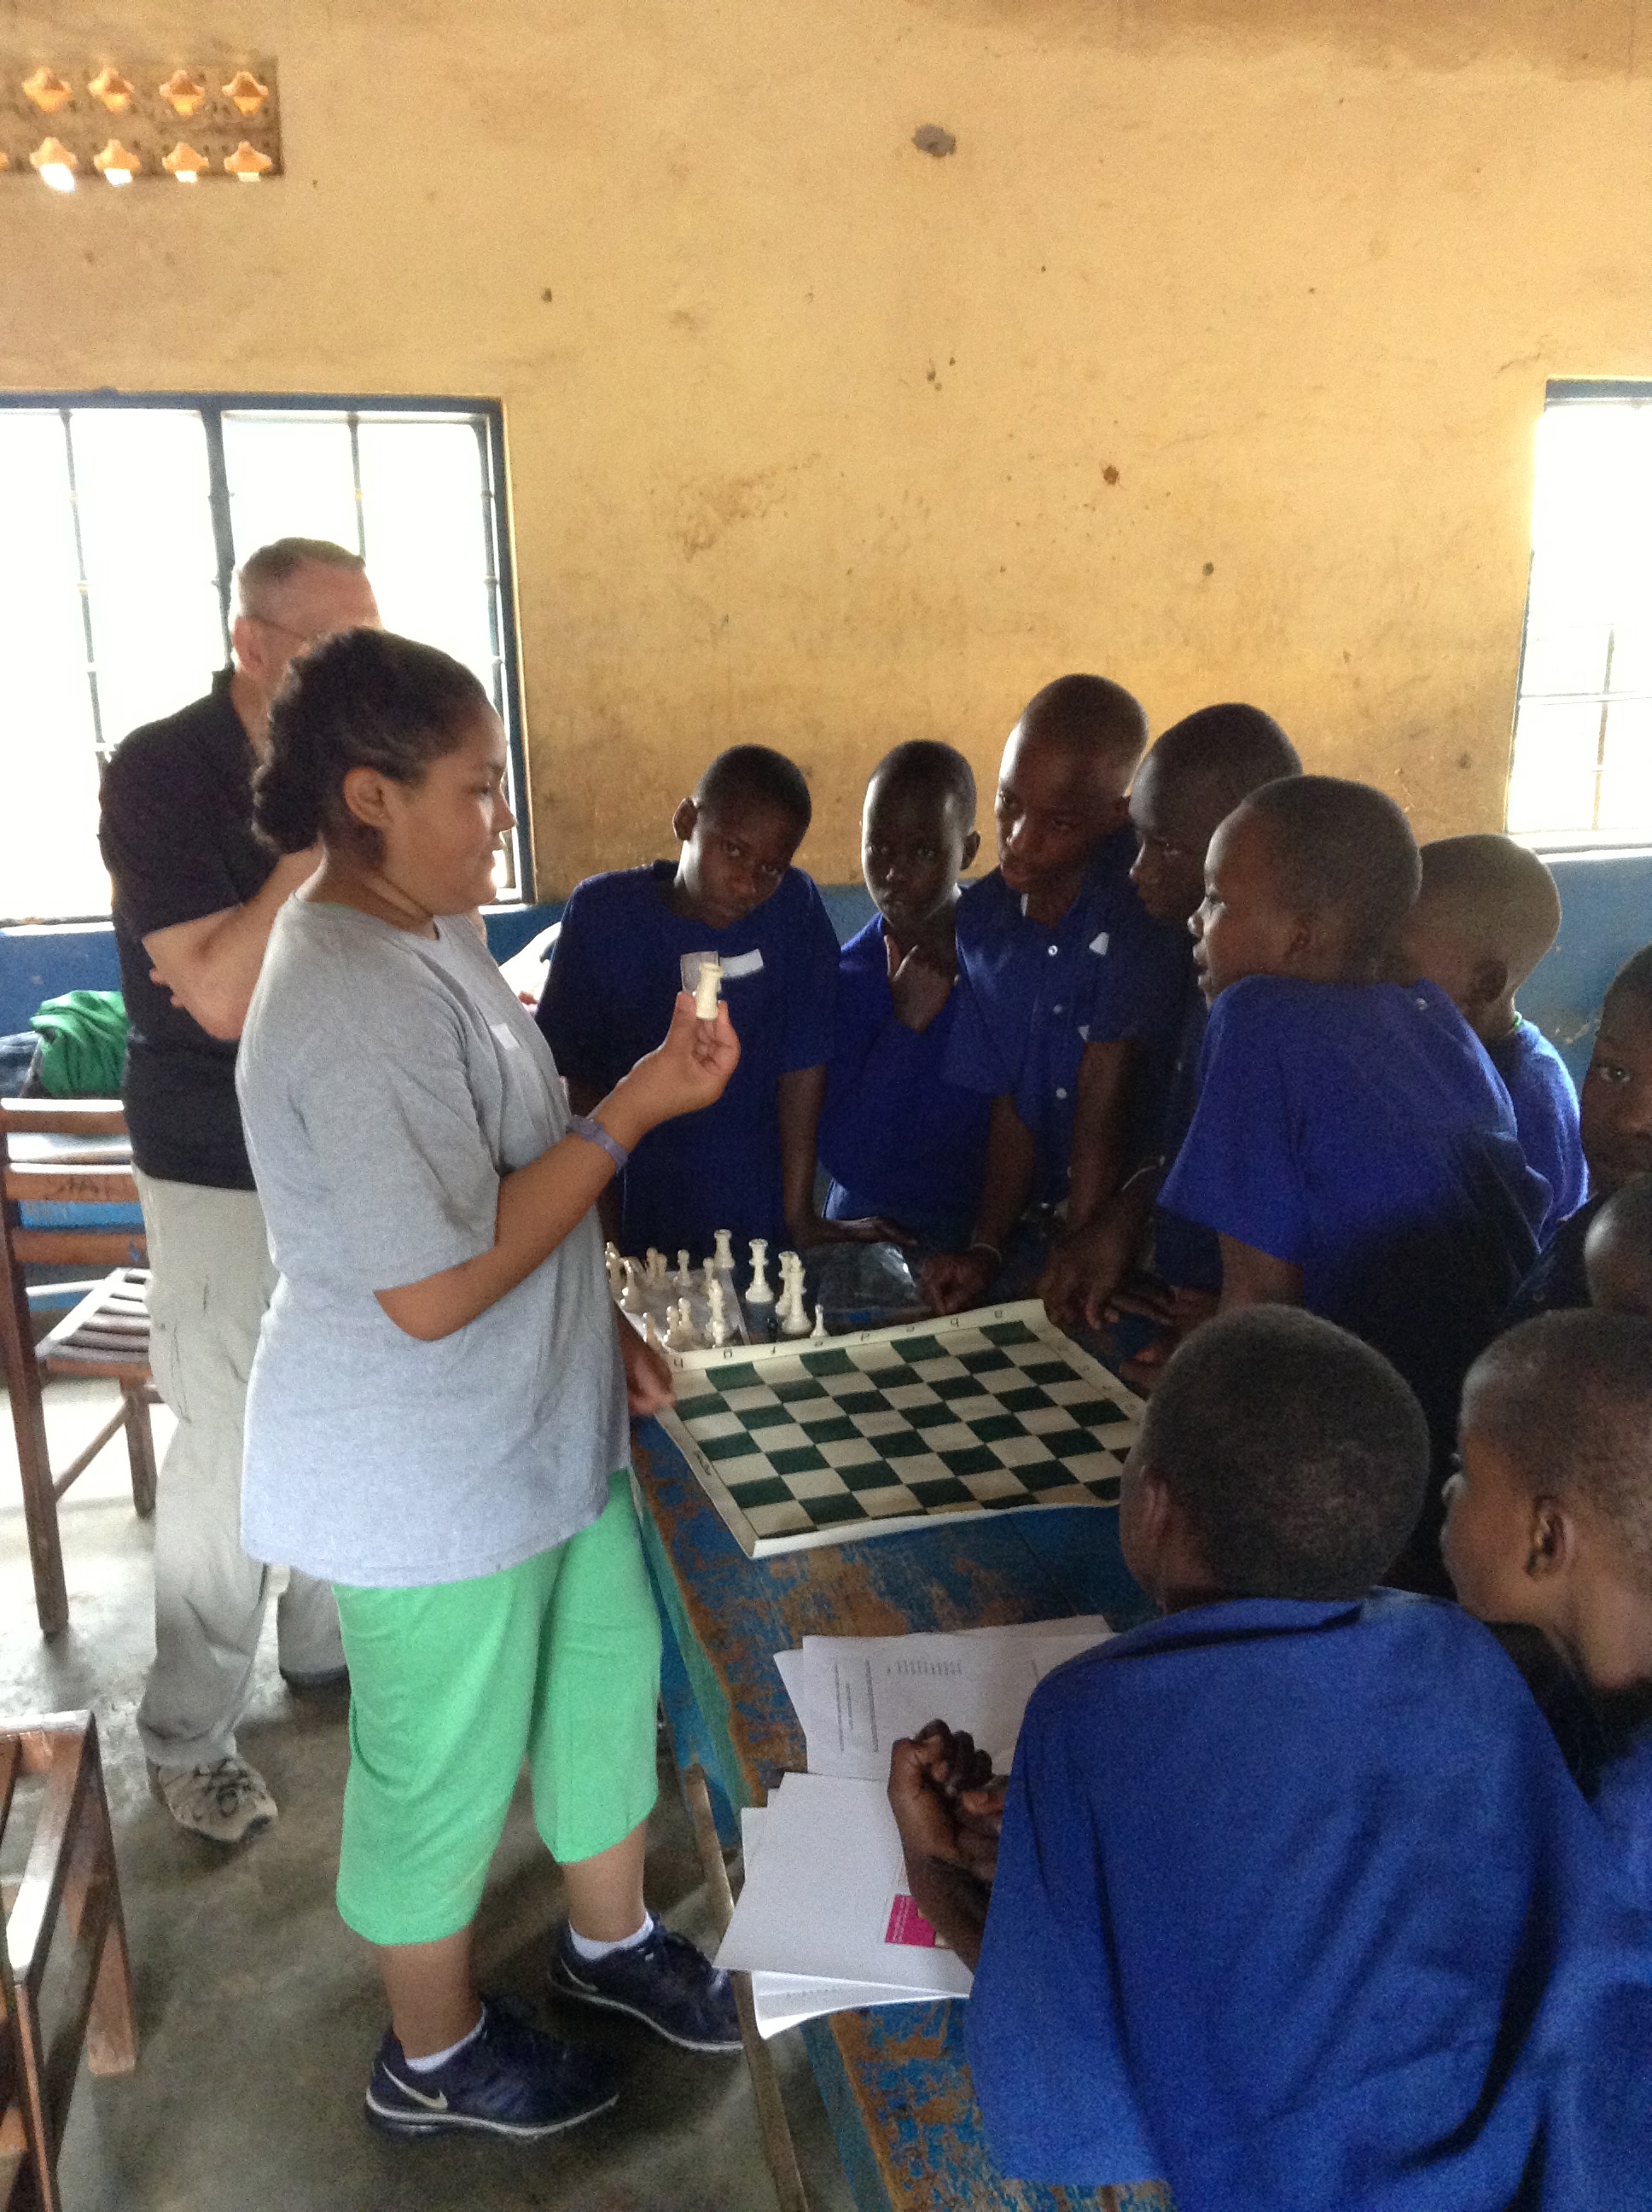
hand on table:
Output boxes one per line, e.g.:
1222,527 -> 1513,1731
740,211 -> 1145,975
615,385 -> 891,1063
887,1722 -> 1003,1968
1038,1212 -> 1137,1332
616,1313 -> 675,1417
1105,1282 -> 1218,1393
922,1249 -> 995,1315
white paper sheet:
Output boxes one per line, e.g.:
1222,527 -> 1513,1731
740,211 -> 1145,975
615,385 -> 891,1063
718,1773 -> 974,1998
786,1621 -> 1112,1780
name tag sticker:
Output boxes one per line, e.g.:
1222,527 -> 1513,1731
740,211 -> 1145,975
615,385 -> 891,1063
1088,932 -> 1110,957
489,1021 -> 522,1051
721,949 -> 765,979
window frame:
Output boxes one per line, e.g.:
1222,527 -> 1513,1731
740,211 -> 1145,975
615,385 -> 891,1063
1509,377 -> 1652,858
0,388 -> 534,919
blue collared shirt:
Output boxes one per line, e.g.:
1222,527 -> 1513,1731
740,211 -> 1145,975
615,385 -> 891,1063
945,830 -> 1189,1202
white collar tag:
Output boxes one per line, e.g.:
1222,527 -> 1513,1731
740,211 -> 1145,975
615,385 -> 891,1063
1088,931 -> 1110,957
682,947 -> 765,993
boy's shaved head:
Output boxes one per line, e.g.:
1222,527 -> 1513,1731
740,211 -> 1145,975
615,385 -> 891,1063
1242,775 -> 1421,966
1138,1307 -> 1430,1599
695,744 -> 812,831
1149,704 -> 1302,819
1585,1176 -> 1652,1316
1463,1312 -> 1652,1595
1414,835 -> 1562,990
1016,672 -> 1149,774
869,739 -> 976,824
1607,945 -> 1652,1020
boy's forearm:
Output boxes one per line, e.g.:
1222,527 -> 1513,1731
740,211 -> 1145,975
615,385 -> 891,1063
1065,1039 -> 1137,1231
904,1854 -> 992,1972
971,1097 -> 1037,1253
777,1063 -> 827,1237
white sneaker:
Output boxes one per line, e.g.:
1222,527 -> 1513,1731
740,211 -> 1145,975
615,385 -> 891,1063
148,1756 -> 277,1845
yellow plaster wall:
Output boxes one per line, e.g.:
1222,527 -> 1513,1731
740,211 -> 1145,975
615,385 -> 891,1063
3,0 -> 1649,894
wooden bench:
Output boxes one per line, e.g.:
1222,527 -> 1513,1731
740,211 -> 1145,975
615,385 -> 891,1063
0,1101 -> 155,1639
0,1712 -> 137,2212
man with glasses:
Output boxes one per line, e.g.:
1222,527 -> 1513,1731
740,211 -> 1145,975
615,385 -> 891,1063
99,538 -> 381,1844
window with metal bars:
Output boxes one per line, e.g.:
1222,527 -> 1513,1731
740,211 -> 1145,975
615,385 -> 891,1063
1509,381 -> 1652,847
0,393 -> 529,923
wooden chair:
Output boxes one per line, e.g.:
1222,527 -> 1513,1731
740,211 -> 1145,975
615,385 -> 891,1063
0,1712 -> 137,2212
0,1102 -> 154,1639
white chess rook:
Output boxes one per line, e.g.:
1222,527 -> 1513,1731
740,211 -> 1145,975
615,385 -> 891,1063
713,1228 -> 736,1272
747,1238 -> 775,1305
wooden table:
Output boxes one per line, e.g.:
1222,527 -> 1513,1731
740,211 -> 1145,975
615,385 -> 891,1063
633,1416 -> 1172,2212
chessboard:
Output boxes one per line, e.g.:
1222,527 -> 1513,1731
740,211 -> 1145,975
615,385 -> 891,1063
656,1300 -> 1144,1558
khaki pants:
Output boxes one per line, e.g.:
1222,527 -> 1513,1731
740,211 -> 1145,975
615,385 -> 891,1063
134,1172 -> 344,1770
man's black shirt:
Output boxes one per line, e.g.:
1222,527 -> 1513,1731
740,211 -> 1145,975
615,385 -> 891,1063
98,671 -> 277,1190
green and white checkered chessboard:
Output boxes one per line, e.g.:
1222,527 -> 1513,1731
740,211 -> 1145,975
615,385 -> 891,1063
658,1301 -> 1144,1557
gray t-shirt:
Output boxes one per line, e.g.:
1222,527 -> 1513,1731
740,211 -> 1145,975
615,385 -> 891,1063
237,899 -> 629,1588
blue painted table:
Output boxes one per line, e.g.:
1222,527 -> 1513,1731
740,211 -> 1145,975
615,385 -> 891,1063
632,1414 -> 1172,2212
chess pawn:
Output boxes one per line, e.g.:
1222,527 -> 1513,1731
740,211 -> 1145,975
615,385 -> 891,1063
707,1278 -> 732,1348
713,1228 -> 736,1272
643,1313 -> 668,1355
809,1301 -> 829,1343
746,1237 -> 774,1305
646,1248 -> 667,1287
666,1296 -> 698,1352
620,1258 -> 646,1313
701,1255 -> 717,1293
603,1242 -> 624,1299
674,1249 -> 693,1289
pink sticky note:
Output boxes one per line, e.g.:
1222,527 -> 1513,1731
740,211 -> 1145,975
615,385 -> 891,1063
885,1893 -> 940,1948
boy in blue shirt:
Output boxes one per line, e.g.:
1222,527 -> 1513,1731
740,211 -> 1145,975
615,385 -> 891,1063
1585,1171 -> 1652,1314
537,745 -> 842,1261
1510,944 -> 1652,1319
1395,834 -> 1583,1237
888,1307 -> 1649,2209
817,742 -> 992,1251
1158,777 -> 1546,1576
1446,1308 -> 1652,1912
1038,701 -> 1300,1334
924,674 -> 1187,1313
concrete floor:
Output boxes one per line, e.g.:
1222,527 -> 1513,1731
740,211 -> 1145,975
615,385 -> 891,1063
1,1379 -> 857,2212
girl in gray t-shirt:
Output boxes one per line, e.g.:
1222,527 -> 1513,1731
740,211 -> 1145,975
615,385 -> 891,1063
238,628 -> 743,2141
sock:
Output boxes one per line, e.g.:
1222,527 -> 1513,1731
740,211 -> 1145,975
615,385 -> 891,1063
567,1911 -> 654,1963
403,2011 -> 485,2074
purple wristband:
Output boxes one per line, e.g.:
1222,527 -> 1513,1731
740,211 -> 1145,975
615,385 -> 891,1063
568,1113 -> 629,1171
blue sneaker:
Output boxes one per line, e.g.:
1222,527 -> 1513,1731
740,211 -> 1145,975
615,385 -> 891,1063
548,1920 -> 742,2054
364,1997 -> 620,2140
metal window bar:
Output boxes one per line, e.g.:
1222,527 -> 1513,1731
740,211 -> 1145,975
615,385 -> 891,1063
56,410 -> 106,760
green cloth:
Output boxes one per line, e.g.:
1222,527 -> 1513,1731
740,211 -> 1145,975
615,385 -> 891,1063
30,989 -> 128,1098
331,1471 -> 661,1947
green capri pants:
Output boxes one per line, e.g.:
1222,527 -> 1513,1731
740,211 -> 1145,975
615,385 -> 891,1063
332,1470 -> 662,1948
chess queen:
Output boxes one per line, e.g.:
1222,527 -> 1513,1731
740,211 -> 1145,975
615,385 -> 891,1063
235,630 -> 745,2141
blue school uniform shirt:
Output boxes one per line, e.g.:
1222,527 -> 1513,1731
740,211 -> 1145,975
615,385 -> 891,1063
1596,1725 -> 1652,1911
816,916 -> 991,1249
1159,976 -> 1547,1448
1146,975 -> 1222,1293
1486,1016 -> 1586,1239
944,830 -> 1189,1204
536,861 -> 838,1260
968,1590 -> 1652,2209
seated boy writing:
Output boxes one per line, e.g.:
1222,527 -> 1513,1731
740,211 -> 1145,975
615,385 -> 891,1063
890,1307 -> 1647,2208
925,674 -> 1187,1314
1156,776 -> 1546,1575
1039,701 -> 1301,1333
1446,1308 -> 1652,1910
1395,833 -> 1582,1237
817,742 -> 992,1252
538,745 -> 847,1260
1510,944 -> 1652,1319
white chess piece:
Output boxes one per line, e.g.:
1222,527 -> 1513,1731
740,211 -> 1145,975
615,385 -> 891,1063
646,1248 -> 667,1287
713,1228 -> 735,1272
746,1238 -> 774,1305
809,1301 -> 829,1342
693,955 -> 723,1021
603,1242 -> 624,1299
707,1278 -> 732,1347
781,1287 -> 811,1336
620,1258 -> 646,1314
701,1255 -> 717,1292
644,1313 -> 667,1355
674,1249 -> 693,1289
666,1297 -> 697,1352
